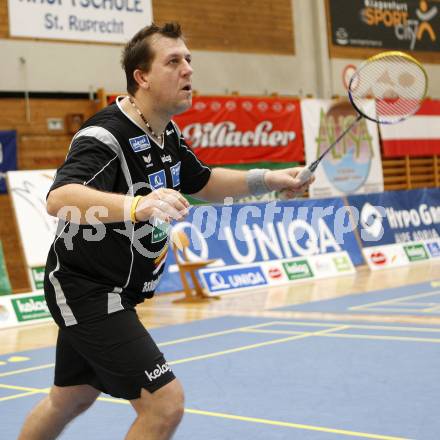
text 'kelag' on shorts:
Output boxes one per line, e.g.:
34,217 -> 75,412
54,309 -> 175,400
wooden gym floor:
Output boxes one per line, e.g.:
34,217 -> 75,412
2,262 -> 440,357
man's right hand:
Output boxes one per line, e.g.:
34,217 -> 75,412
134,188 -> 190,223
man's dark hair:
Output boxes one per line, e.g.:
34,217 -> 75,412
121,22 -> 183,95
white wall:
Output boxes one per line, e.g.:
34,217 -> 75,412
0,0 -> 439,98
330,57 -> 440,98
0,1 -> 318,96
0,36 -> 312,97
0,39 -> 125,93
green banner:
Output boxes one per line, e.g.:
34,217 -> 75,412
282,260 -> 314,281
31,266 -> 45,290
186,162 -> 299,205
332,255 -> 352,272
404,244 -> 429,262
0,241 -> 12,296
11,294 -> 50,322
219,162 -> 299,171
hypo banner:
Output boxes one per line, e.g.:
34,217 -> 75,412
0,131 -> 17,194
301,99 -> 383,198
7,0 -> 152,43
347,188 -> 440,247
157,197 -> 363,293
328,0 -> 440,52
172,96 -> 304,165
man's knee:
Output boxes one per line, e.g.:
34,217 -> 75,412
159,395 -> 185,429
162,382 -> 185,426
49,385 -> 100,418
133,379 -> 185,427
151,379 -> 185,425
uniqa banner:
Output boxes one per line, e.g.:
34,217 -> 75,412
301,99 -> 384,198
347,188 -> 440,247
172,96 -> 304,165
328,0 -> 440,52
0,131 -> 17,194
7,0 -> 152,43
157,197 -> 364,293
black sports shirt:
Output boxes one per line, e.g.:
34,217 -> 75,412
44,97 -> 211,327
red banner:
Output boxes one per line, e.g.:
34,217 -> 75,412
173,96 -> 304,164
380,99 -> 440,157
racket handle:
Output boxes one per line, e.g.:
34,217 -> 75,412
279,166 -> 313,200
296,167 -> 314,185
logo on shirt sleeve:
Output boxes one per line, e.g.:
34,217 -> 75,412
129,135 -> 151,153
148,170 -> 166,190
170,162 -> 181,187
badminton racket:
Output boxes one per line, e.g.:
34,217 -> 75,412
296,50 -> 428,185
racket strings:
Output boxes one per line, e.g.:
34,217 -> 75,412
349,54 -> 427,124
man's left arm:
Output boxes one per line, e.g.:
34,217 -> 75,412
192,167 -> 312,202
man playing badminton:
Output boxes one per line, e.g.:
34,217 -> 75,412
18,23 -> 311,440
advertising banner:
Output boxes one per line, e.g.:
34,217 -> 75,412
11,293 -> 51,323
380,99 -> 440,156
7,170 -> 58,268
0,131 -> 17,194
7,0 -> 152,43
425,238 -> 440,257
347,188 -> 440,247
328,0 -> 440,52
0,241 -> 12,296
199,252 -> 355,295
301,99 -> 383,198
0,295 -> 16,329
29,266 -> 46,291
363,239 -> 440,270
0,291 -> 52,329
158,197 -> 364,293
363,242 -> 415,269
172,96 -> 304,165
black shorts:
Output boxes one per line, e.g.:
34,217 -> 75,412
54,309 -> 175,400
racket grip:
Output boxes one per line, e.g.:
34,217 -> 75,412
296,167 -> 313,185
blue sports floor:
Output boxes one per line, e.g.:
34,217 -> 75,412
276,280 -> 440,316
2,281 -> 440,439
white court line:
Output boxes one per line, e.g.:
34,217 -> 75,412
0,384 -> 409,439
349,307 -> 440,314
1,319 -> 440,380
242,328 -> 440,344
349,290 -> 440,311
267,320 -> 440,332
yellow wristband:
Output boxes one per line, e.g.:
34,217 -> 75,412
130,195 -> 142,223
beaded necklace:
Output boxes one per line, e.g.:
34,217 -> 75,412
128,96 -> 164,144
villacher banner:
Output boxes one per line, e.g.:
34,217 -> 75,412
328,0 -> 440,52
172,96 -> 304,165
